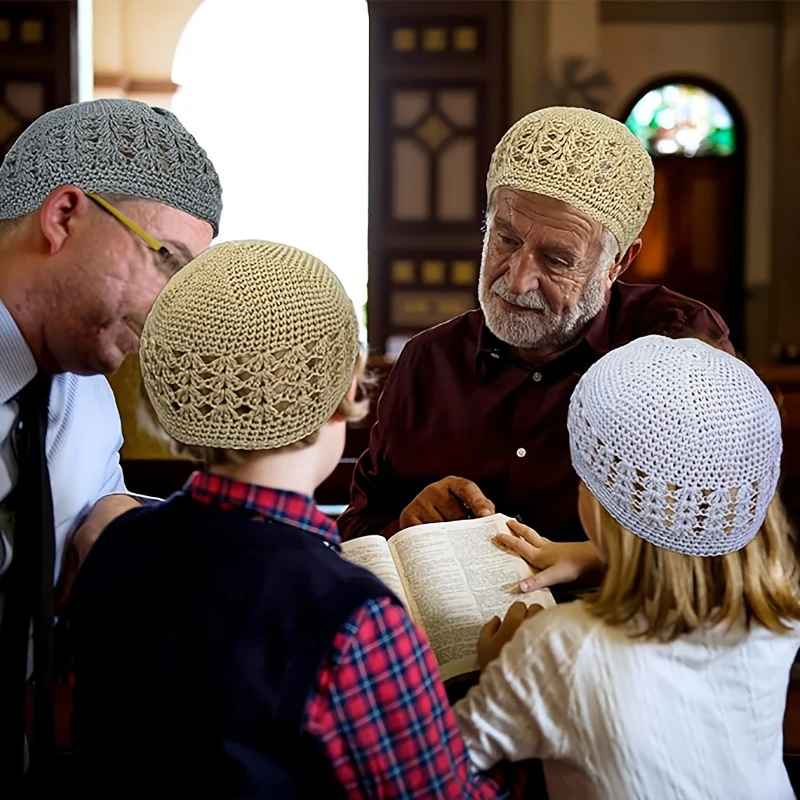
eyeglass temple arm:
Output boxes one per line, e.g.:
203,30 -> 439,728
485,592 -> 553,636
86,192 -> 164,253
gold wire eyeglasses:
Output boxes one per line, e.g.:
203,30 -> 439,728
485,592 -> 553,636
86,192 -> 181,274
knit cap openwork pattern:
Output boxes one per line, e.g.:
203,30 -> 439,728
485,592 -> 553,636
140,240 -> 359,450
0,99 -> 222,234
486,106 -> 654,256
568,336 -> 783,556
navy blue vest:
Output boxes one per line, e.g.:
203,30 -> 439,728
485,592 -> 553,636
71,493 -> 393,798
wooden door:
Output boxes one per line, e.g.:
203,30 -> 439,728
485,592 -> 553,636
625,156 -> 744,347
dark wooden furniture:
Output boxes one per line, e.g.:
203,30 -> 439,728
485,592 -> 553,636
752,366 -> 800,791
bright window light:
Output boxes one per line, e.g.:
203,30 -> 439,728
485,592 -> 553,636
172,0 -> 369,331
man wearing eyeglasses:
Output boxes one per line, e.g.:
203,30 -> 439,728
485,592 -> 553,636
0,99 -> 221,790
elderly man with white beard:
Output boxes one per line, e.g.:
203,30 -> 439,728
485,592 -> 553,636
338,107 -> 733,591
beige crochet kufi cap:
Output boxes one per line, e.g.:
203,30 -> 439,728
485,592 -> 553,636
140,240 -> 360,450
486,106 -> 655,255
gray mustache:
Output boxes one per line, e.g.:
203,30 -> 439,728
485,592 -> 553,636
491,277 -> 550,310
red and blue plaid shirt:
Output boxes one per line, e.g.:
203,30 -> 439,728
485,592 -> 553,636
186,471 -> 502,799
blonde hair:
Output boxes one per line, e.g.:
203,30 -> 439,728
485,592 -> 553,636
139,352 -> 370,468
583,487 -> 800,641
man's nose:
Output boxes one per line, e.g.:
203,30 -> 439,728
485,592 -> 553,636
505,250 -> 542,295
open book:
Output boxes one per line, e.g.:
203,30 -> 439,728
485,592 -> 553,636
341,513 -> 555,682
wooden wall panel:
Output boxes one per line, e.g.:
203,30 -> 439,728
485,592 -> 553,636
367,1 -> 508,355
0,1 -> 78,158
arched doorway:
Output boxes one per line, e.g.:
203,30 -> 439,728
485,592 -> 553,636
621,78 -> 746,348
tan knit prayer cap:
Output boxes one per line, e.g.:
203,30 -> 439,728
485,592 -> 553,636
140,240 -> 360,450
486,107 -> 655,255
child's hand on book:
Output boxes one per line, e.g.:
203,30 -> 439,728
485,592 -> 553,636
477,601 -> 544,669
496,521 -> 603,592
398,476 -> 495,529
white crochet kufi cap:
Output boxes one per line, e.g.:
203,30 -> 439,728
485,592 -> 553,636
486,106 -> 654,255
140,240 -> 360,450
568,335 -> 782,556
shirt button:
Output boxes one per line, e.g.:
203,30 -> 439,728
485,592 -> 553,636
532,372 -> 542,383
516,447 -> 527,458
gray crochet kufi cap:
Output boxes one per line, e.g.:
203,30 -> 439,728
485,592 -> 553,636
0,99 -> 222,234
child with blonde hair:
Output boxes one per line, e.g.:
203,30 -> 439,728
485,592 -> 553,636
454,334 -> 800,799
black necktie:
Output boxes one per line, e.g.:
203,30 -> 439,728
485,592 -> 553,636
0,371 -> 56,790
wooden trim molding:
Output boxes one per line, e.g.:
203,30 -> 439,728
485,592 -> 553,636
94,72 -> 178,94
93,72 -> 126,88
128,77 -> 179,93
600,0 -> 778,24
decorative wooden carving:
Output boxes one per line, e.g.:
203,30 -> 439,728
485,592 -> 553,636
367,1 -> 508,354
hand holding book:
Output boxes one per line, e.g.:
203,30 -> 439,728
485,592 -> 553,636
398,476 -> 495,529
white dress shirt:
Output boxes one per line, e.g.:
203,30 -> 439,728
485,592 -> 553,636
0,300 -> 127,590
454,599 -> 799,800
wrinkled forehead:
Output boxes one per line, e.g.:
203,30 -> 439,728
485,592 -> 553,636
489,187 -> 614,253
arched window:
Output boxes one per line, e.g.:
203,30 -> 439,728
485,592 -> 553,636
625,83 -> 736,158
619,78 -> 745,348
171,0 -> 369,329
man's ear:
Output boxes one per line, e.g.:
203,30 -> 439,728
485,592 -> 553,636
609,239 -> 642,283
39,186 -> 88,255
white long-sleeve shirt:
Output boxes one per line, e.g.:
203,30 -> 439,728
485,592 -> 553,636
453,600 -> 799,800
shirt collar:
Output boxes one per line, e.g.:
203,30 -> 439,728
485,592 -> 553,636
474,287 -> 616,380
183,470 -> 341,549
580,290 -> 614,357
0,299 -> 38,405
475,313 -> 499,364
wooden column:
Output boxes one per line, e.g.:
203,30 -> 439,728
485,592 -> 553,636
771,1 -> 800,357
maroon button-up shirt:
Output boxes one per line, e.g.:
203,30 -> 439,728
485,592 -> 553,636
339,282 -> 732,543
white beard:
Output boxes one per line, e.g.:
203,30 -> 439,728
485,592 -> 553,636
479,268 -> 607,350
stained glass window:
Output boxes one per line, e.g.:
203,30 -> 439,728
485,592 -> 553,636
625,84 -> 736,157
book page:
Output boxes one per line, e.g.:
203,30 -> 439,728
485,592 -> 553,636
340,535 -> 410,610
389,514 -> 554,681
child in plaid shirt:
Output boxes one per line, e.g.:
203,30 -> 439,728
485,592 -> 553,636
71,241 -> 501,799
